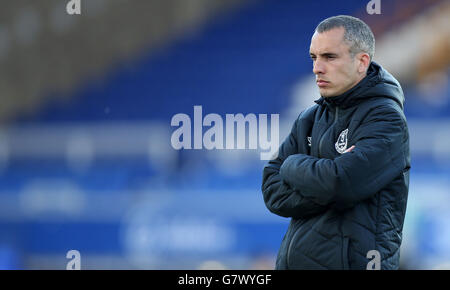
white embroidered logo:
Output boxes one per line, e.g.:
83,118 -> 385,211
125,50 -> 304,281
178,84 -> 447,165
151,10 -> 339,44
335,129 -> 349,154
307,136 -> 312,147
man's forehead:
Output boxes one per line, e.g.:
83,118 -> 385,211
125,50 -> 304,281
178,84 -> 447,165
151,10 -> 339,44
310,27 -> 346,53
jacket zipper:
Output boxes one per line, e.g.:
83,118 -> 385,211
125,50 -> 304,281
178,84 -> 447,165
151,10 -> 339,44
286,219 -> 306,269
286,106 -> 340,268
342,236 -> 350,270
318,106 -> 339,157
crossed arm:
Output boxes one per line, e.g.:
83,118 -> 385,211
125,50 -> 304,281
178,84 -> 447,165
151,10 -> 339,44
262,106 -> 407,218
261,119 -> 328,219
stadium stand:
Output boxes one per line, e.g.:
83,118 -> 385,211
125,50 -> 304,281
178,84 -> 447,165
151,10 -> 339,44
0,0 -> 448,269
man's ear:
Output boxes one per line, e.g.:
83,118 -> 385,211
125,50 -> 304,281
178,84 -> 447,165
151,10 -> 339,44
358,53 -> 371,74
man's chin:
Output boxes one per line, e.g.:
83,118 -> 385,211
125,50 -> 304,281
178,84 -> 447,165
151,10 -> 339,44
319,89 -> 336,98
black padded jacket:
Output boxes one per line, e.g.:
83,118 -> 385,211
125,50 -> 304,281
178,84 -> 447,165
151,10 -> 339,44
262,62 -> 410,269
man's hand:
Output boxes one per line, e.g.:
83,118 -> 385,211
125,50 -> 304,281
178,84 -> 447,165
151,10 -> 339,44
344,145 -> 355,153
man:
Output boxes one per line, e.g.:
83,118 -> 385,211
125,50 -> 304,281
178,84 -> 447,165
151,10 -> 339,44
262,15 -> 410,270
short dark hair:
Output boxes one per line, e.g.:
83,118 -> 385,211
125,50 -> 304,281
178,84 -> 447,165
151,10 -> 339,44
315,15 -> 375,60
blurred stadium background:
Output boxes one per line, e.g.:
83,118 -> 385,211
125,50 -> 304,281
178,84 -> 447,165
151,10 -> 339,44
0,0 -> 449,270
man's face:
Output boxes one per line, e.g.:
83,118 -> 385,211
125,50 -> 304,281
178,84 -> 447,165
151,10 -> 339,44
309,27 -> 364,97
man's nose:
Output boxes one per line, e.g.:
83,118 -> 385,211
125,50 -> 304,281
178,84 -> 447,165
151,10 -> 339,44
313,59 -> 325,75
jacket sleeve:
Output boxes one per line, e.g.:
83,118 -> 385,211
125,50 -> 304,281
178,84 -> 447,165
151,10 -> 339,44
279,105 -> 408,209
262,115 -> 329,219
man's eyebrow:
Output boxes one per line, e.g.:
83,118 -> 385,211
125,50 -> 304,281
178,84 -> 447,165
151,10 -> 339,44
309,52 -> 339,57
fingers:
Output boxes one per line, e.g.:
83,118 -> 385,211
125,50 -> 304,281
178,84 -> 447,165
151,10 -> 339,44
344,145 -> 355,153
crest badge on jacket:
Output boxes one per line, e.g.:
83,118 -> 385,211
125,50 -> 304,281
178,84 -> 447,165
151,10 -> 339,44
335,128 -> 349,154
